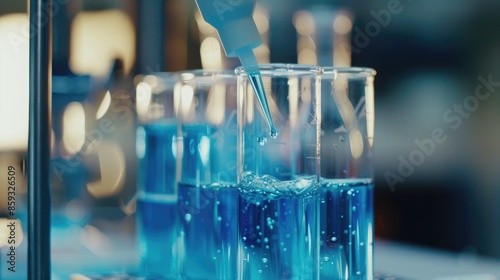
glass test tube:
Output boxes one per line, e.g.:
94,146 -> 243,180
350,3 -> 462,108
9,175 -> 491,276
135,73 -> 180,279
237,64 -> 323,280
176,71 -> 239,280
319,67 -> 376,280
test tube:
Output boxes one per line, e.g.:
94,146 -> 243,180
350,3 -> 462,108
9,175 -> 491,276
319,67 -> 376,280
175,71 -> 239,280
236,64 -> 323,280
135,73 -> 180,279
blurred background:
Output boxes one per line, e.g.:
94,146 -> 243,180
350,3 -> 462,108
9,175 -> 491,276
1,0 -> 500,277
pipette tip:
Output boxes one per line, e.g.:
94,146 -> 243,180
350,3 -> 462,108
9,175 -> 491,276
270,128 -> 279,139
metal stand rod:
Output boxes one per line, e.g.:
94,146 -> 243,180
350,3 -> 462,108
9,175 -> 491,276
28,0 -> 52,279
137,0 -> 165,73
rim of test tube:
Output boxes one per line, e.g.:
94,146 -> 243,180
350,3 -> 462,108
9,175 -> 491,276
322,67 -> 376,77
179,69 -> 236,78
235,63 -> 323,77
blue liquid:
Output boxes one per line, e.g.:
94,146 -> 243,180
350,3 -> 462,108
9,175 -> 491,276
137,123 -> 178,194
137,122 -> 179,279
178,183 -> 239,280
137,196 -> 179,279
238,173 -> 319,280
319,179 -> 374,280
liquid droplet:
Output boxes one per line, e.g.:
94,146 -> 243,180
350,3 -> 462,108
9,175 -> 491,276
217,216 -> 222,222
257,135 -> 267,146
184,213 -> 192,222
331,237 -> 337,241
262,258 -> 268,263
270,128 -> 279,139
340,135 -> 345,142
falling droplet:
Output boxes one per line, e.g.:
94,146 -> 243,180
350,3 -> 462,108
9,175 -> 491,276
185,213 -> 192,222
262,258 -> 268,263
340,135 -> 345,142
270,129 -> 279,139
257,135 -> 268,146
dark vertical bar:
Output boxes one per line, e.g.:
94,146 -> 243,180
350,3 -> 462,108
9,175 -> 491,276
28,0 -> 52,279
52,0 -> 71,75
137,0 -> 165,74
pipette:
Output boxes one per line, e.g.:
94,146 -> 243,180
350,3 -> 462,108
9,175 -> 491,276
194,0 -> 278,139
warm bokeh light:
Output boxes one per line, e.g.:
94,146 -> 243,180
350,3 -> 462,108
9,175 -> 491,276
333,78 -> 357,131
365,81 -> 375,148
200,37 -> 224,70
245,83 -> 254,124
253,5 -> 270,64
86,142 -> 125,198
298,49 -> 317,65
62,102 -> 86,155
198,136 -> 210,167
70,10 -> 135,76
65,199 -> 87,223
136,82 -> 152,122
333,14 -> 353,35
205,83 -> 226,125
293,11 -> 315,36
80,225 -> 111,256
349,128 -> 364,159
0,14 -> 29,151
288,78 -> 299,129
96,90 -> 111,120
120,194 -> 137,216
174,83 -> 196,121
332,10 -> 352,67
254,6 -> 269,34
70,274 -> 91,280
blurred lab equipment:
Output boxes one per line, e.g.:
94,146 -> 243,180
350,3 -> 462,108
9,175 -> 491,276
294,7 -> 353,66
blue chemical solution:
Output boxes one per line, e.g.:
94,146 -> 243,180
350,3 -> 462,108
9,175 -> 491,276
319,179 -> 374,280
178,183 -> 239,280
239,172 -> 319,280
136,122 -> 180,279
